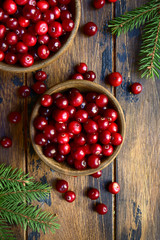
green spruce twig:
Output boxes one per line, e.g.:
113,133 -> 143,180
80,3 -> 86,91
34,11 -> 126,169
0,219 -> 15,240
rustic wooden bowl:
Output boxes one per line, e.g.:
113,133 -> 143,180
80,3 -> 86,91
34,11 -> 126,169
30,80 -> 126,176
0,0 -> 81,73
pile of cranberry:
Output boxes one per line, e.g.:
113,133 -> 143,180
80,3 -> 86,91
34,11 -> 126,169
0,0 -> 75,67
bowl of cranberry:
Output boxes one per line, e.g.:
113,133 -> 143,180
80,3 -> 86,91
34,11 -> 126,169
30,80 -> 126,176
0,0 -> 81,72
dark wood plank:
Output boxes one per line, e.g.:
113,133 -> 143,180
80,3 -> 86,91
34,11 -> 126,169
115,0 -> 160,239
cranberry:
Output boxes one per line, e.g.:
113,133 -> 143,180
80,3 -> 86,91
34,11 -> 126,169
51,6 -> 61,19
87,132 -> 98,144
111,132 -> 123,145
55,96 -> 68,109
103,109 -> 118,122
39,106 -> 52,117
108,72 -> 122,87
52,92 -> 63,102
66,154 -> 74,165
15,0 -> 28,5
37,0 -> 49,12
102,144 -> 113,156
18,16 -> 30,27
0,8 -> 4,21
85,103 -> 99,117
58,0 -> 71,4
99,130 -> 111,144
16,42 -> 28,53
85,92 -> 98,102
37,45 -> 50,59
55,153 -> 66,163
1,12 -> 9,23
18,85 -> 30,97
84,22 -> 98,36
93,0 -> 105,9
62,19 -> 74,32
38,34 -> 49,45
41,94 -> 53,107
88,188 -> 99,200
58,143 -> 70,155
5,52 -> 17,64
48,22 -> 63,38
22,33 -> 37,47
56,179 -> 68,193
14,26 -> 26,40
0,51 -> 4,61
51,133 -> 58,143
35,71 -> 47,81
48,0 -> 58,6
19,53 -> 34,67
57,132 -> 69,144
28,0 -> 36,6
34,133 -> 47,146
8,111 -> 21,123
68,121 -> 82,134
3,0 -> 17,15
76,62 -> 88,74
90,144 -> 102,155
48,38 -> 61,52
0,25 -> 6,39
0,40 -> 8,52
6,32 -> 18,45
107,122 -> 118,133
108,182 -> 120,194
33,116 -> 48,130
32,82 -> 46,94
77,98 -> 87,110
0,137 -> 12,148
96,94 -> 108,108
83,143 -> 91,155
74,133 -> 86,146
71,73 -> 84,80
32,9 -> 42,22
91,170 -> 102,178
53,109 -> 69,122
75,110 -> 88,123
55,122 -> 67,132
22,5 -> 37,19
108,0 -> 117,2
64,191 -> 76,203
65,105 -> 76,118
61,10 -> 72,20
43,125 -> 56,139
34,21 -> 48,36
71,146 -> 85,161
84,71 -> 96,81
83,119 -> 98,133
43,10 -> 54,23
96,203 -> 108,215
68,131 -> 74,140
74,159 -> 87,170
88,155 -> 100,168
44,144 -> 57,158
69,91 -> 83,107
97,117 -> 109,130
130,82 -> 142,94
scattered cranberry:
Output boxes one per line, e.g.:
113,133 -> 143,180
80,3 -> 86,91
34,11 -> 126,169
88,188 -> 99,200
35,71 -> 47,81
91,170 -> 102,178
84,22 -> 98,36
108,182 -> 120,194
130,82 -> 142,94
108,72 -> 122,87
71,73 -> 84,80
41,94 -> 53,107
0,137 -> 12,148
64,191 -> 76,203
32,82 -> 46,94
84,71 -> 96,81
19,85 -> 30,98
111,132 -> 123,145
8,111 -> 21,123
76,62 -> 88,74
96,203 -> 108,215
56,179 -> 68,193
93,0 -> 105,9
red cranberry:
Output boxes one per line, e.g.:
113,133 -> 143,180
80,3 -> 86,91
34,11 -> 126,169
93,0 -> 105,9
55,122 -> 67,132
35,21 -> 48,35
90,144 -> 102,155
34,133 -> 47,146
61,10 -> 72,20
108,182 -> 120,194
108,0 -> 117,2
97,117 -> 109,130
76,62 -> 88,74
43,125 -> 56,139
55,153 -> 66,162
41,94 -> 53,107
96,94 -> 108,108
71,73 -> 84,80
74,133 -> 86,145
33,116 -> 48,130
83,119 -> 98,133
1,12 -> 9,23
85,92 -> 98,102
102,144 -> 113,156
56,179 -> 68,193
18,16 -> 30,27
62,19 -> 74,32
96,203 -> 108,215
130,82 -> 142,94
83,143 -> 91,155
14,26 -> 26,40
15,0 -> 28,5
84,71 -> 96,81
108,72 -> 122,87
48,0 -> 58,6
43,10 -> 54,24
111,132 -> 123,145
48,38 -> 61,52
38,34 -> 49,44
77,98 -> 87,110
44,144 -> 57,158
35,71 -> 47,81
84,22 -> 98,36
69,91 -> 83,107
37,0 -> 49,12
91,170 -> 102,178
28,0 -> 36,6
18,85 -> 30,97
57,132 -> 69,144
5,52 -> 17,64
0,40 -> 8,52
58,143 -> 70,155
88,188 -> 99,200
0,25 -> 6,39
39,106 -> 52,117
67,131 -> 74,140
65,105 -> 76,118
16,41 -> 28,53
68,121 -> 82,134
88,155 -> 100,168
66,154 -> 74,165
3,0 -> 17,15
48,22 -> 63,38
74,159 -> 87,170
0,51 -> 4,61
37,45 -> 50,59
32,82 -> 46,94
55,96 -> 68,109
19,53 -> 34,67
71,146 -> 85,161
6,32 -> 18,45
107,122 -> 118,133
0,8 -> 4,21
53,109 -> 69,122
103,109 -> 118,122
87,132 -> 98,144
99,130 -> 111,144
22,5 -> 37,19
22,33 -> 37,47
85,103 -> 99,117
64,191 -> 76,203
0,137 -> 12,148
75,110 -> 88,123
51,6 -> 61,19
8,111 -> 21,123
52,92 -> 63,102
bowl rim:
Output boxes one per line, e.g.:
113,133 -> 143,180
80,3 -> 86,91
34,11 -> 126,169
0,0 -> 81,73
30,80 -> 126,176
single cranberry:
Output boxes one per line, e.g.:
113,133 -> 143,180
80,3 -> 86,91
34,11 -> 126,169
41,94 -> 53,107
108,0 -> 117,2
99,130 -> 111,144
58,143 -> 70,155
84,71 -> 96,81
3,0 -> 17,15
53,109 -> 69,122
52,92 -> 63,102
85,103 -> 99,117
0,25 -> 6,39
130,82 -> 142,94
57,132 -> 69,144
14,26 -> 27,40
48,38 -> 61,52
97,117 -> 109,130
84,22 -> 97,36
55,96 -> 68,109
96,203 -> 108,215
32,82 -> 46,94
61,10 -> 72,20
74,159 -> 87,170
35,71 -> 47,81
19,53 -> 34,67
56,179 -> 68,193
15,0 -> 28,5
71,146 -> 85,161
75,110 -> 88,123
71,73 -> 84,80
16,42 -> 28,53
102,144 -> 113,156
58,0 -> 71,4
38,34 -> 49,45
48,0 -> 58,6
103,109 -> 118,122
64,191 -> 76,203
37,0 -> 49,12
88,155 -> 100,168
108,182 -> 120,194
83,119 -> 98,133
22,5 -> 37,19
48,22 -> 63,38
85,92 -> 98,102
108,72 -> 122,87
90,144 -> 102,155
37,45 -> 50,59
1,12 -> 9,23
33,116 -> 48,130
31,9 -> 42,22
5,52 -> 17,65
0,51 -> 4,61
0,40 -> 8,52
18,85 -> 30,97
55,122 -> 67,132
28,0 -> 36,6
43,125 -> 56,139
0,8 -> 4,21
96,94 -> 108,108
22,33 -> 37,47
8,111 -> 21,124
93,0 -> 105,9
34,133 -> 47,146
91,170 -> 102,178
111,132 -> 123,145
35,20 -> 48,35
44,144 -> 57,158
88,188 -> 99,200
66,154 -> 74,165
76,62 -> 88,74
74,133 -> 86,146
18,16 -> 30,27
107,122 -> 118,133
6,32 -> 18,45
69,91 -> 83,107
83,143 -> 91,155
43,10 -> 55,23
68,121 -> 82,135
87,132 -> 98,144
65,105 -> 76,118
51,6 -> 61,19
0,137 -> 12,148
62,19 -> 74,32
55,153 -> 66,162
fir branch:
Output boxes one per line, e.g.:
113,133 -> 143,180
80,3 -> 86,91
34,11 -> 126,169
109,0 -> 160,36
0,218 -> 15,240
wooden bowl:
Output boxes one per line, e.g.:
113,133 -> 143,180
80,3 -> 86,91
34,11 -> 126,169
0,0 -> 81,73
30,80 -> 126,176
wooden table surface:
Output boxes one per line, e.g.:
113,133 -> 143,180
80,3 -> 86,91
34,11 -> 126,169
0,0 -> 160,239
